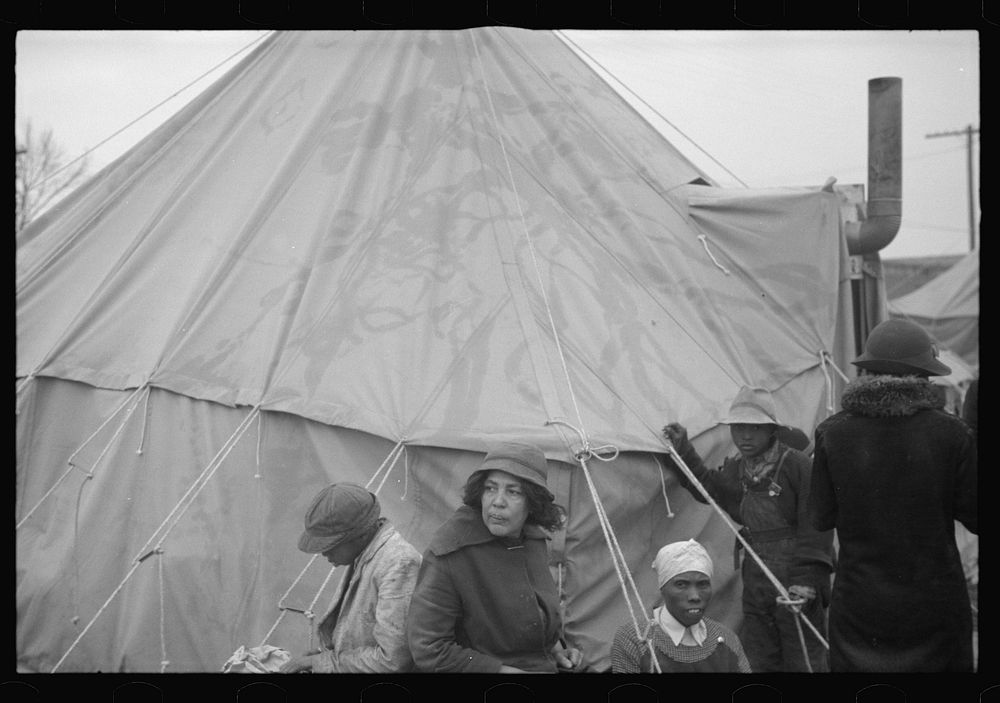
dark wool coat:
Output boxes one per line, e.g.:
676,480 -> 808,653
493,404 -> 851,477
809,375 -> 977,672
405,505 -> 562,673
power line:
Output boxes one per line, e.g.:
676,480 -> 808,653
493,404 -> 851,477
926,125 -> 979,251
555,30 -> 748,187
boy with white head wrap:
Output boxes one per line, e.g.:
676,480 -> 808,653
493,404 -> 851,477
610,539 -> 751,673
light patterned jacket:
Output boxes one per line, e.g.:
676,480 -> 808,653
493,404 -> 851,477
310,519 -> 422,673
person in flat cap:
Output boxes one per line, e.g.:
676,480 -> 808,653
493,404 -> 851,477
611,539 -> 750,673
280,482 -> 421,673
406,441 -> 584,673
808,318 -> 977,672
661,386 -> 834,672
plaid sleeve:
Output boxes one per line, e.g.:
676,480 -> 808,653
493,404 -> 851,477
610,623 -> 645,673
725,625 -> 753,673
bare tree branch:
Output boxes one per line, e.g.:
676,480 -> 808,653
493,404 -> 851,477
15,121 -> 90,232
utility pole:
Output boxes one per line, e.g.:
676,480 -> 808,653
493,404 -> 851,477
926,124 -> 979,251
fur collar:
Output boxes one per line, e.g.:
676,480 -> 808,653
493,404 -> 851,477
841,374 -> 944,418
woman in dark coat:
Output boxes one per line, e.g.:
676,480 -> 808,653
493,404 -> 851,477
406,441 -> 583,673
809,319 -> 977,672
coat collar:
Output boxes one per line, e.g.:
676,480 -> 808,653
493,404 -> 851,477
429,505 -> 549,556
352,518 -> 393,571
841,374 -> 944,418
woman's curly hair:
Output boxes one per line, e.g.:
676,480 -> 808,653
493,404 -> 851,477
462,470 -> 566,532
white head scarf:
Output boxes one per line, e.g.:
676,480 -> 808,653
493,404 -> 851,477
652,539 -> 714,588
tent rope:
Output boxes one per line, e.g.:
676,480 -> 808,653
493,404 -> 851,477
17,385 -> 148,530
134,406 -> 261,560
818,352 -> 835,412
51,405 -> 261,672
473,32 -> 661,671
473,28 -> 825,665
16,374 -> 35,397
776,593 -> 813,673
575,447 -> 662,673
661,437 -> 829,651
552,30 -> 748,188
470,31 -> 591,439
650,454 -> 676,518
15,374 -> 36,415
261,553 -> 320,646
304,566 -> 340,651
400,445 -> 411,499
158,549 -> 170,673
32,32 -> 274,191
818,350 -> 851,413
51,559 -> 144,672
255,411 -> 263,475
697,234 -> 731,275
549,418 -> 655,665
260,439 -> 408,649
70,466 -> 92,627
136,387 -> 151,455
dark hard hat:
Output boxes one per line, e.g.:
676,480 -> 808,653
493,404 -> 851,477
852,319 -> 951,377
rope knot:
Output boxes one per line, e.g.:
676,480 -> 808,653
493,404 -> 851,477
546,420 -> 619,464
574,443 -> 620,463
776,593 -> 806,614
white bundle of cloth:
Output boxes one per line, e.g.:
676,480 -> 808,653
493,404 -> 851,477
222,644 -> 292,673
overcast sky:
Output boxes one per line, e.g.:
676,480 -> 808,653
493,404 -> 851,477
15,29 -> 980,260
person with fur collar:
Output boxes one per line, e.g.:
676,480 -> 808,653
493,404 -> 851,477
809,319 -> 977,672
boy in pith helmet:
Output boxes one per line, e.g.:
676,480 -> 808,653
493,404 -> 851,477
662,386 -> 834,672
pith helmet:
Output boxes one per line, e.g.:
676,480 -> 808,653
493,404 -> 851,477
852,319 -> 951,377
720,386 -> 785,427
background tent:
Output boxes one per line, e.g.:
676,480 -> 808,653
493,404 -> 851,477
888,248 -> 979,368
16,29 -> 857,672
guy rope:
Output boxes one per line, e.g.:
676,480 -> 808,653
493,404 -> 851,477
259,438 -> 409,651
473,26 -> 828,672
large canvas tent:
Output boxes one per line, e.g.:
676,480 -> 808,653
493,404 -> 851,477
888,248 -> 979,368
16,29 -> 858,672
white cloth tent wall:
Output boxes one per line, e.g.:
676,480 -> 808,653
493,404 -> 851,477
888,249 -> 979,368
16,29 -> 856,672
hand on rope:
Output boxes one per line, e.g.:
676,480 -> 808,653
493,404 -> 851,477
775,593 -> 808,614
787,584 -> 817,603
776,591 -> 815,673
662,423 -> 704,472
661,423 -> 691,452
